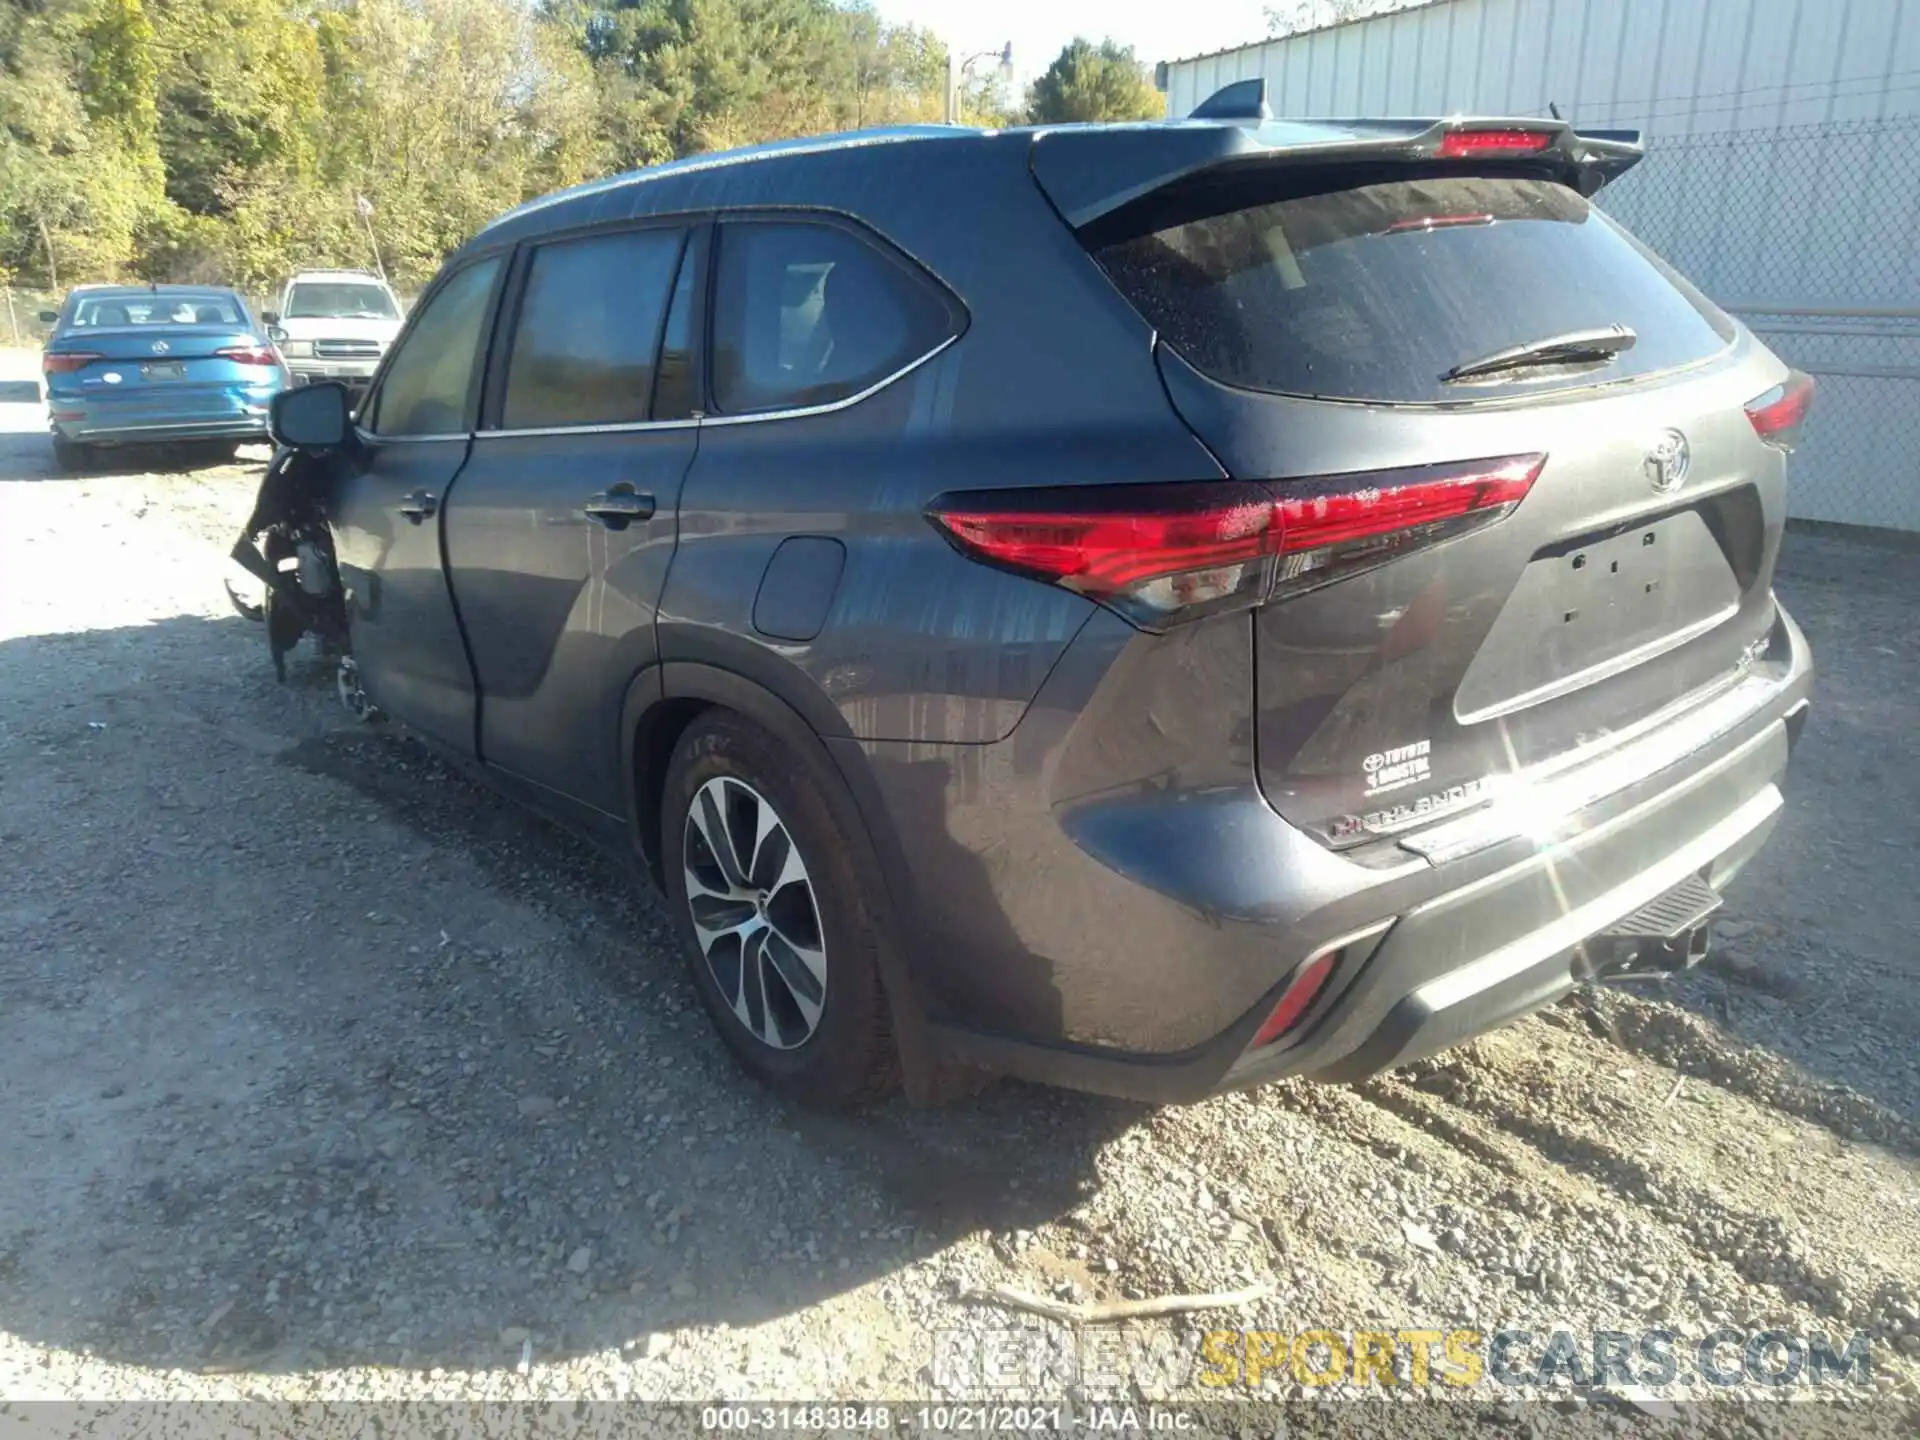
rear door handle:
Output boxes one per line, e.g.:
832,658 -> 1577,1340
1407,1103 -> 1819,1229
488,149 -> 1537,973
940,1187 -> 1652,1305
398,489 -> 437,523
583,486 -> 656,530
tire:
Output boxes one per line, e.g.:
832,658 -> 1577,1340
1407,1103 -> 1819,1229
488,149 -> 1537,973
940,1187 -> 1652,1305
661,711 -> 899,1108
50,437 -> 90,473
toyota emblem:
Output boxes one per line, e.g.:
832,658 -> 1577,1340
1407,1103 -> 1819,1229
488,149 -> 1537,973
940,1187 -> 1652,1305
1645,429 -> 1690,494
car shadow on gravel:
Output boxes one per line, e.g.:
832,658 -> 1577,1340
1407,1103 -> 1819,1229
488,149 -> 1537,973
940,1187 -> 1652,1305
0,615 -> 1137,1379
1592,531 -> 1920,1134
5,580 -> 1911,1386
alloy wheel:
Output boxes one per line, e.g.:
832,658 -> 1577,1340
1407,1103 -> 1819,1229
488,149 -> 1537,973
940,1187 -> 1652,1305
681,776 -> 828,1050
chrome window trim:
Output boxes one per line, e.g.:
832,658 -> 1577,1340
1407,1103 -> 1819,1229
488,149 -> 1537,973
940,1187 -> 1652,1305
475,416 -> 699,440
471,332 -> 958,440
353,427 -> 468,445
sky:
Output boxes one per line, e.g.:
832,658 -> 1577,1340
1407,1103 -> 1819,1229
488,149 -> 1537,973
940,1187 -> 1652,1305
871,0 -> 1275,86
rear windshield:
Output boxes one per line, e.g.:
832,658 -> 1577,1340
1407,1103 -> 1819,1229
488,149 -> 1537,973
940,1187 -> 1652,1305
70,295 -> 243,328
286,282 -> 399,320
1092,169 -> 1734,404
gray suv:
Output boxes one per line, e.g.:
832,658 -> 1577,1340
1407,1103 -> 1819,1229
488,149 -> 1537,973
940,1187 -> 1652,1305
256,110 -> 1815,1108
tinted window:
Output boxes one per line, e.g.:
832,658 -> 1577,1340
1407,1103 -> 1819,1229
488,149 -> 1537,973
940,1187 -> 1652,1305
711,221 -> 952,415
370,258 -> 500,437
285,282 -> 399,320
501,229 -> 684,429
1093,171 -> 1734,404
652,248 -> 698,421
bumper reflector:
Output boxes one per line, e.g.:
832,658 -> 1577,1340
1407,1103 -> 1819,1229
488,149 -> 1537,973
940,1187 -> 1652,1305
1248,952 -> 1339,1049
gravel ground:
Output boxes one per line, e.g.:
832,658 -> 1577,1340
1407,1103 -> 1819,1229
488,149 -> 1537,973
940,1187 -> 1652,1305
1,350 -> 1917,1433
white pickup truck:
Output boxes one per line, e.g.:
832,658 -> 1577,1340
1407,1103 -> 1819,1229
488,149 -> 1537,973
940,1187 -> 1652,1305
264,270 -> 404,397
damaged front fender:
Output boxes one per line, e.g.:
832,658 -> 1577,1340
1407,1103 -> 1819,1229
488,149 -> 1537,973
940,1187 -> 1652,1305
228,445 -> 351,684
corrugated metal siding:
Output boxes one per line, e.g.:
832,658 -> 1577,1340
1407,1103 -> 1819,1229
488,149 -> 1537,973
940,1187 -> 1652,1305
1165,0 -> 1919,134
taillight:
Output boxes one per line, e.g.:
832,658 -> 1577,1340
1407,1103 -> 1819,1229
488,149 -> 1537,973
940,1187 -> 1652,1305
927,481 -> 1280,629
217,344 -> 281,367
1270,453 -> 1545,600
1745,371 -> 1816,452
926,455 -> 1543,630
42,352 -> 102,376
1436,129 -> 1554,158
1248,953 -> 1338,1049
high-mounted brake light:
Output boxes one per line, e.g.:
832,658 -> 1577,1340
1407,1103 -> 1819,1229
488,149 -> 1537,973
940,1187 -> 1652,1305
41,352 -> 102,376
1436,129 -> 1555,158
1386,213 -> 1496,233
216,344 -> 282,367
926,455 -> 1545,630
1745,371 -> 1816,452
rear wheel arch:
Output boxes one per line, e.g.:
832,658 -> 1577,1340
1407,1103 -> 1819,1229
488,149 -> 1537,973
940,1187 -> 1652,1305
620,658 -> 943,1099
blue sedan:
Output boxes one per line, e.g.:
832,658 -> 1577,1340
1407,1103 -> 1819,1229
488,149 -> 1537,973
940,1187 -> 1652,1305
40,284 -> 289,471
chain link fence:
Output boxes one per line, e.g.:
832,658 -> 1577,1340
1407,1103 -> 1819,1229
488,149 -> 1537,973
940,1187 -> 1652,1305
1603,116 -> 1920,533
2,287 -> 62,347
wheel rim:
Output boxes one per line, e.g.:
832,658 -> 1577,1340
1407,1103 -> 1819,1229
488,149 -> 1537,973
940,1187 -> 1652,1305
682,776 -> 827,1050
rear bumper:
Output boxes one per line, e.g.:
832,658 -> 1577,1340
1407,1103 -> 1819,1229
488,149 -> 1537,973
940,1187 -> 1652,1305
286,360 -> 379,388
54,417 -> 271,445
49,386 -> 277,445
918,603 -> 1812,1103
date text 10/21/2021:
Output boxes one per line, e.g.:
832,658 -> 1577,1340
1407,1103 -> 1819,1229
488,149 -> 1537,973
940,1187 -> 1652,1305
698,1407 -> 1196,1432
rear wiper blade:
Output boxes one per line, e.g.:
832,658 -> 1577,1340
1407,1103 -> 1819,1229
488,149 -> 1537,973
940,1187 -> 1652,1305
1442,325 -> 1637,384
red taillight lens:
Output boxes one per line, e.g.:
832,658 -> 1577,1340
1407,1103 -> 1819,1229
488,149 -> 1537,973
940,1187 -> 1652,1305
1271,453 -> 1545,599
1436,129 -> 1555,158
1745,371 -> 1816,452
927,456 -> 1544,629
216,344 -> 281,367
928,481 -> 1281,629
1249,953 -> 1339,1049
42,352 -> 102,376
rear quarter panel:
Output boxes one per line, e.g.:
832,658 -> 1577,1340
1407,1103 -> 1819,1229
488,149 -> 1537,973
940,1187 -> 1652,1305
651,134 -> 1226,744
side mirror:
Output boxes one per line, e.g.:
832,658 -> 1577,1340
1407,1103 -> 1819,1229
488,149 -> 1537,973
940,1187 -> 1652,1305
37,310 -> 58,323
266,324 -> 289,345
262,311 -> 281,326
270,382 -> 352,450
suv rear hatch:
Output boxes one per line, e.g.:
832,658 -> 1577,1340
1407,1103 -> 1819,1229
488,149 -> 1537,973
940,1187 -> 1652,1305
1036,120 -> 1803,848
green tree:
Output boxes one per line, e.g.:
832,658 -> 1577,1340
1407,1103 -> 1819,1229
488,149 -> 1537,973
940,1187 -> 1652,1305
0,0 -> 962,290
149,0 -> 324,217
0,0 -> 166,286
76,0 -> 157,149
1025,38 -> 1163,125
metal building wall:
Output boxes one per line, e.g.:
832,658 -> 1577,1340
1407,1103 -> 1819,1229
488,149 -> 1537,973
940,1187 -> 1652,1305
1164,0 -> 1920,135
1163,0 -> 1920,532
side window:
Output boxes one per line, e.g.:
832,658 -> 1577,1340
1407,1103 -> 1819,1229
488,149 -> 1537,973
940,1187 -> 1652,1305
369,258 -> 501,437
500,228 -> 684,429
651,248 -> 698,422
710,220 -> 954,415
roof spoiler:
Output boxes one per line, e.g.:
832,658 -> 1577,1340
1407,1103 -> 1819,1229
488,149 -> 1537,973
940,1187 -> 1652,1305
1033,114 -> 1645,230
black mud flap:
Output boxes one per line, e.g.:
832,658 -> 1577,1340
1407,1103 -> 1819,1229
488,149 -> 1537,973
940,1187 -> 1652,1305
230,446 -> 349,682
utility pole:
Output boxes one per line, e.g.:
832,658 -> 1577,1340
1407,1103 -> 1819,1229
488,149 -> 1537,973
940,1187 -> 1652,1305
948,43 -> 1013,125
356,195 -> 387,283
